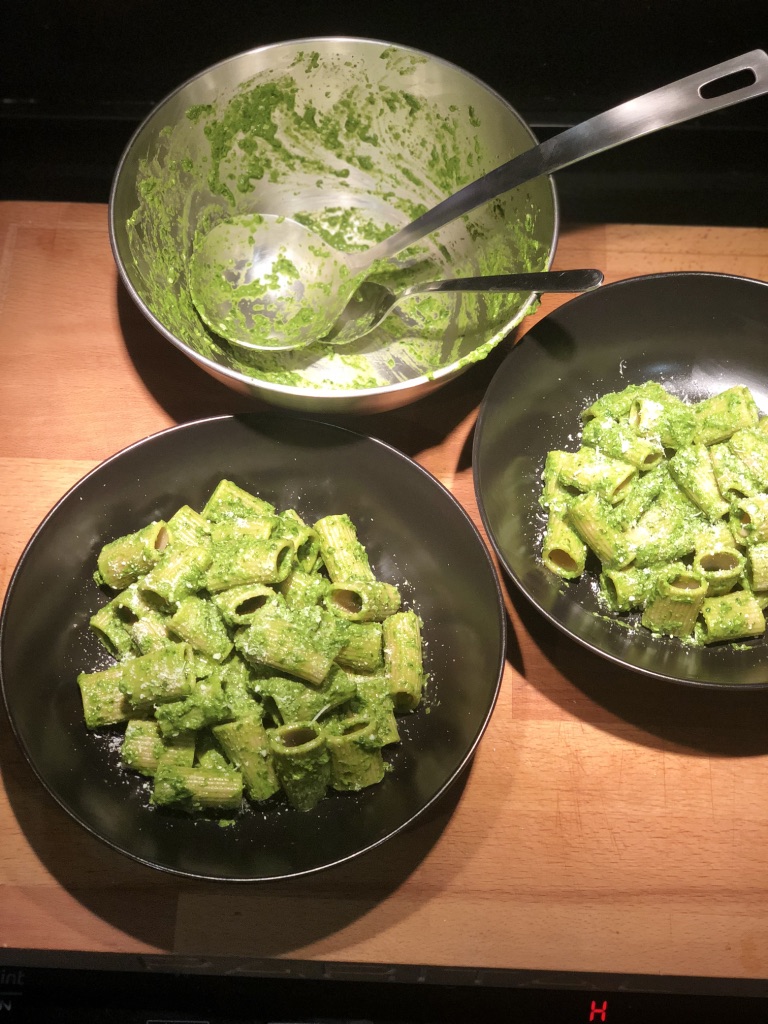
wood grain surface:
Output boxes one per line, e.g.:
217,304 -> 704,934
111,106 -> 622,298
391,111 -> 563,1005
3,200 -> 768,977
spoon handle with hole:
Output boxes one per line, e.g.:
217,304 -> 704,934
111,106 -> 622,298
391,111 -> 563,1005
354,49 -> 768,270
401,268 -> 604,298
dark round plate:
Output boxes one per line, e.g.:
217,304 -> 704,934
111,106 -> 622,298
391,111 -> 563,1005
1,415 -> 505,880
473,271 -> 768,689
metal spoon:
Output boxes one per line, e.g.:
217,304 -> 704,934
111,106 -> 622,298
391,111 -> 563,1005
189,49 -> 768,351
325,269 -> 605,346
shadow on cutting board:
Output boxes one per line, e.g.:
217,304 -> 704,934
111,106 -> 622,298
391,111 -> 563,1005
1,691 -> 485,956
503,576 -> 768,758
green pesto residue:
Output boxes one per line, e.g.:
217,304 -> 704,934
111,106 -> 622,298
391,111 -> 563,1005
127,46 -> 551,391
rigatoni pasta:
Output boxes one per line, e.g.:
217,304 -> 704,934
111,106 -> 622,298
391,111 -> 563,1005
76,479 -> 427,816
539,382 -> 768,646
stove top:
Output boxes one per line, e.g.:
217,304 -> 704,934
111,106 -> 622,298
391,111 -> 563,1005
2,960 -> 768,1023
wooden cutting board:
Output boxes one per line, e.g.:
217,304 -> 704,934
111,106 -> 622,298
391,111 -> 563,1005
3,200 -> 768,979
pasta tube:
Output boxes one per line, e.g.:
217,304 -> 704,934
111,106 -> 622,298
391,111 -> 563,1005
128,610 -> 173,655
77,666 -> 133,728
194,734 -> 231,773
327,716 -> 385,791
235,604 -> 348,685
121,719 -> 165,775
611,463 -> 666,531
628,389 -> 695,449
212,582 -> 280,627
168,595 -> 233,660
581,416 -> 664,470
626,478 -> 699,568
557,448 -> 637,505
727,428 -> 768,489
121,719 -> 195,775
667,444 -> 729,521
205,534 -> 293,592
640,563 -> 707,639
539,451 -> 576,516
89,600 -> 135,658
335,622 -> 384,673
269,722 -> 330,811
349,673 -> 401,746
542,515 -> 587,579
95,520 -> 169,589
213,716 -> 281,802
599,566 -> 657,612
279,568 -> 331,611
117,642 -> 195,709
210,517 -> 274,543
152,764 -> 244,813
111,581 -> 171,654
383,610 -> 425,712
201,478 -> 275,523
582,381 -> 669,424
276,510 -> 321,573
326,580 -> 401,622
566,492 -> 635,569
746,543 -> 768,592
313,514 -> 376,583
729,495 -> 768,547
699,591 -> 766,644
692,524 -> 745,596
154,675 -> 230,738
219,655 -> 259,719
139,543 -> 212,608
692,386 -> 759,446
165,505 -> 211,548
709,443 -> 759,502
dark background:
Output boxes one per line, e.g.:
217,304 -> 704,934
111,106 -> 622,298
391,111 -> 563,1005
1,2 -> 767,222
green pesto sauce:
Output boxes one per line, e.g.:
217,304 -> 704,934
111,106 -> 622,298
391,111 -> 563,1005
545,382 -> 768,649
126,47 -> 550,392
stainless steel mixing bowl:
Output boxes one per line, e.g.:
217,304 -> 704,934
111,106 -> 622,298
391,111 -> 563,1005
109,37 -> 558,412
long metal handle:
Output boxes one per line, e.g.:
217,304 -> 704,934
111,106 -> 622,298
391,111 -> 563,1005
354,49 -> 768,269
402,268 -> 604,297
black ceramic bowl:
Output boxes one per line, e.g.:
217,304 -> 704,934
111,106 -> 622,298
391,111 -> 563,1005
474,272 -> 768,689
1,416 -> 505,880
